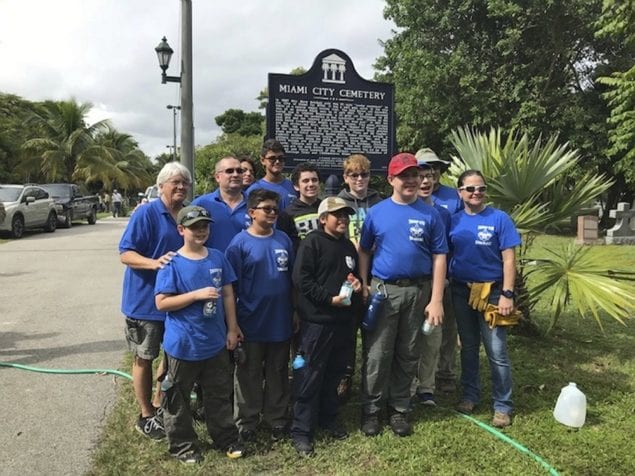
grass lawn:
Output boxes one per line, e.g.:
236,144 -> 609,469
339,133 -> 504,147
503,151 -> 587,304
89,235 -> 635,475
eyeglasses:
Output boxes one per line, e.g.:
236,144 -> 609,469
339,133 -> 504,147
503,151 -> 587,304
459,185 -> 487,193
166,179 -> 191,187
219,167 -> 244,175
347,172 -> 370,179
419,173 -> 434,180
180,209 -> 210,224
264,156 -> 285,163
253,206 -> 279,214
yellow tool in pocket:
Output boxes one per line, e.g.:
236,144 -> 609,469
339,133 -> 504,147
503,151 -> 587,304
467,281 -> 493,312
483,304 -> 522,329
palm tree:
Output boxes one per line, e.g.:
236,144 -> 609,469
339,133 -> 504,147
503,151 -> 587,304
447,127 -> 634,332
20,99 -> 111,182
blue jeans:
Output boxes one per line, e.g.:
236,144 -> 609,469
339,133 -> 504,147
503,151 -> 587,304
451,282 -> 513,414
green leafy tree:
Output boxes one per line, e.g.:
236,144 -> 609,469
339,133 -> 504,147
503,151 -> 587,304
214,109 -> 264,136
447,127 -> 634,332
596,0 -> 635,191
376,0 -> 630,210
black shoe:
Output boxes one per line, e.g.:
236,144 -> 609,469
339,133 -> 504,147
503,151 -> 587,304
135,414 -> 165,440
360,413 -> 381,437
389,411 -> 412,437
225,441 -> 245,459
293,438 -> 314,457
240,429 -> 256,442
271,425 -> 287,441
174,450 -> 202,464
323,420 -> 348,440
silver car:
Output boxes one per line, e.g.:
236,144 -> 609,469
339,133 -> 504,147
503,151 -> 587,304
0,184 -> 58,239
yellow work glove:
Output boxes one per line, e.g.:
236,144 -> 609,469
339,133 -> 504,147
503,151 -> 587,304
467,282 -> 493,312
483,304 -> 523,329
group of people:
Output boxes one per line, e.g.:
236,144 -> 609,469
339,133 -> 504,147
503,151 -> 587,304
118,138 -> 521,464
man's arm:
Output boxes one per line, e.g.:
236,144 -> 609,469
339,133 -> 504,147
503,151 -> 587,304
425,253 -> 447,325
120,250 -> 176,270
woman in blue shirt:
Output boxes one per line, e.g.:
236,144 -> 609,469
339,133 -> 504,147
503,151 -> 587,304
448,170 -> 521,428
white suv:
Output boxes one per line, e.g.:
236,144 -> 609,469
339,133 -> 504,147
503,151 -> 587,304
0,185 -> 58,238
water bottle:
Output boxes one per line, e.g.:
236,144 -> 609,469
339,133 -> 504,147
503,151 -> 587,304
233,342 -> 247,365
553,382 -> 587,428
422,319 -> 435,336
292,353 -> 306,370
160,375 -> 173,392
339,280 -> 354,306
361,291 -> 387,332
203,299 -> 217,317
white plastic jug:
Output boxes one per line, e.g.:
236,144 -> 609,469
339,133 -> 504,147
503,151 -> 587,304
553,382 -> 587,428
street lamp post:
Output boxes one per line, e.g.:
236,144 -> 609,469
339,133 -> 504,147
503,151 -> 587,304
154,0 -> 194,198
166,105 -> 181,162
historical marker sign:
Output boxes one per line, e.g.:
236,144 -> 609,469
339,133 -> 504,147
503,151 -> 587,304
267,49 -> 396,174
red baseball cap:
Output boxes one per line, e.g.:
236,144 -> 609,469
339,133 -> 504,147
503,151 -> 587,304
388,153 -> 419,176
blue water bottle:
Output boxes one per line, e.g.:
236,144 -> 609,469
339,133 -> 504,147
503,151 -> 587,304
292,352 -> 306,370
362,288 -> 387,332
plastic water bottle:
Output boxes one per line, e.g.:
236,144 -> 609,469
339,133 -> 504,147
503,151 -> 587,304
233,342 -> 247,366
292,353 -> 306,370
422,319 -> 435,335
361,291 -> 387,332
553,382 -> 587,428
339,280 -> 354,306
160,375 -> 173,392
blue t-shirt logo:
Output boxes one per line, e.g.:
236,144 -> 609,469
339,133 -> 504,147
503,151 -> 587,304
476,225 -> 495,245
275,249 -> 289,271
409,219 -> 426,241
210,268 -> 223,287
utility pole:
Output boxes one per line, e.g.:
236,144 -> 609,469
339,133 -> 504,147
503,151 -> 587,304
181,0 -> 194,199
166,105 -> 180,162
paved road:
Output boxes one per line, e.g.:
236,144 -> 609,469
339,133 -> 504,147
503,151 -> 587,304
0,218 -> 129,475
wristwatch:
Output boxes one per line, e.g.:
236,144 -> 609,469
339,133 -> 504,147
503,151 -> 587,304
501,289 -> 515,299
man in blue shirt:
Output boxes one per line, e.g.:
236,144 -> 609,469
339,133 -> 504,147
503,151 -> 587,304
193,156 -> 250,252
245,139 -> 297,210
358,153 -> 448,438
119,162 -> 191,440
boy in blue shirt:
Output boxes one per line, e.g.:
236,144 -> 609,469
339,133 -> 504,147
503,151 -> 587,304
155,205 -> 244,464
225,189 -> 295,443
245,139 -> 297,210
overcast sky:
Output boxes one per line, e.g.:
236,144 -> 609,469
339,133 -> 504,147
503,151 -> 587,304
0,0 -> 394,158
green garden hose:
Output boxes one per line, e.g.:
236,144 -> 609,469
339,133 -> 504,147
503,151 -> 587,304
1,361 -> 560,474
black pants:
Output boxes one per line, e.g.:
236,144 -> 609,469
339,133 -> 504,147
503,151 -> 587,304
291,320 -> 352,441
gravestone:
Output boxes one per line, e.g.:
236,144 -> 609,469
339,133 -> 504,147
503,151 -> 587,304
605,202 -> 635,245
267,49 -> 396,174
575,215 -> 601,245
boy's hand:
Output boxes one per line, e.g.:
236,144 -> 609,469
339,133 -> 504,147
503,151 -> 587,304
195,286 -> 220,301
424,300 -> 444,326
348,273 -> 362,293
226,328 -> 239,350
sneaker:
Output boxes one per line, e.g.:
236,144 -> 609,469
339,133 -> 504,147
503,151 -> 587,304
492,411 -> 512,428
389,411 -> 412,437
271,426 -> 287,442
153,406 -> 164,426
417,392 -> 437,406
135,415 -> 165,440
323,420 -> 348,440
239,429 -> 256,442
226,442 -> 245,459
456,400 -> 476,414
174,450 -> 202,465
293,438 -> 314,457
360,413 -> 381,437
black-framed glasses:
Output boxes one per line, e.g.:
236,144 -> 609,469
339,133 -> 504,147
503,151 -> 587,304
253,206 -> 279,214
347,172 -> 370,179
180,208 -> 211,224
419,173 -> 434,180
219,167 -> 244,175
459,185 -> 487,193
264,155 -> 285,163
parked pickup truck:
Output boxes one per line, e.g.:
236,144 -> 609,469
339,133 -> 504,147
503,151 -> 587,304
40,183 -> 99,228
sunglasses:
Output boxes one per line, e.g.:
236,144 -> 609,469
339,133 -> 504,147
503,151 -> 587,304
219,167 -> 244,175
265,156 -> 285,163
347,172 -> 370,179
459,185 -> 488,193
329,210 -> 351,218
180,209 -> 210,224
253,206 -> 279,214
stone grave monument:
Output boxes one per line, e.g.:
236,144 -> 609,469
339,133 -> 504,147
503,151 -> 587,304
605,202 -> 635,245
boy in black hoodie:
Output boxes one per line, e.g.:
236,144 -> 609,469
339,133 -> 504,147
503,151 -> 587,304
290,197 -> 362,456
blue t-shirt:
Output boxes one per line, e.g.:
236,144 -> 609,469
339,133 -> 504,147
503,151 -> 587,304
119,199 -> 183,321
192,190 -> 250,252
154,248 -> 237,360
225,229 -> 294,342
360,198 -> 449,280
433,184 -> 463,215
448,206 -> 521,283
245,178 -> 298,211
433,201 -> 452,243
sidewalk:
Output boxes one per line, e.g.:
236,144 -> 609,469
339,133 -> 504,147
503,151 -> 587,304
0,218 -> 128,475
